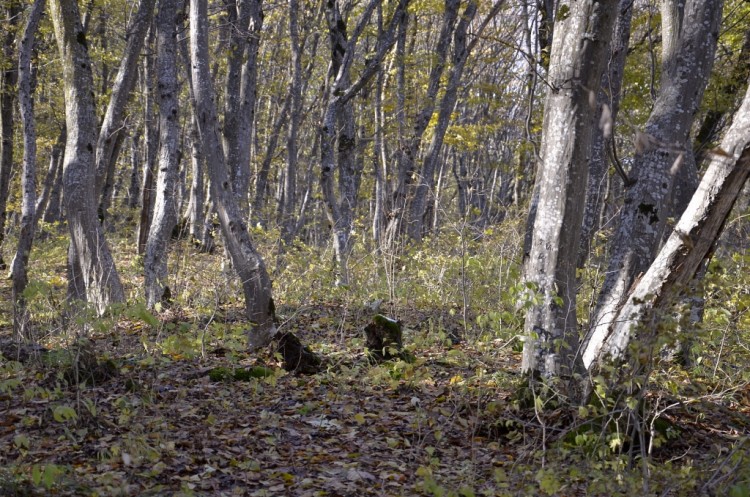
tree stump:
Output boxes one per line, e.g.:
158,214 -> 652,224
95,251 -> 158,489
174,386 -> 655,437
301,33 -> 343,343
276,332 -> 322,374
364,314 -> 408,363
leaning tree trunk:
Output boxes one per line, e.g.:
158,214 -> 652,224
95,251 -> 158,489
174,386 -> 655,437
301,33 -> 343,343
95,0 -> 155,223
144,0 -> 180,309
189,0 -> 276,348
521,0 -> 617,382
386,0 -> 458,245
49,0 -> 125,314
0,1 -> 20,271
582,0 -> 722,368
585,82 -> 750,367
9,0 -> 45,338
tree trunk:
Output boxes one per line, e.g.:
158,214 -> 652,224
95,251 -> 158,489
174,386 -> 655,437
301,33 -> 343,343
222,0 -> 263,219
0,1 -> 20,271
320,0 -> 408,285
386,0 -> 458,243
521,0 -> 617,381
95,0 -> 156,222
189,0 -> 277,348
578,0 -> 632,267
10,0 -> 45,337
49,0 -> 125,314
35,129 -> 66,227
281,0 -> 302,243
583,0 -> 722,368
137,40 -> 158,256
43,135 -> 65,224
586,83 -> 750,366
406,0 -> 478,242
144,0 -> 180,308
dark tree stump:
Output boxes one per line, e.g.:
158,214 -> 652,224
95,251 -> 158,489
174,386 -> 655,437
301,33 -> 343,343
276,332 -> 322,374
365,314 -> 409,363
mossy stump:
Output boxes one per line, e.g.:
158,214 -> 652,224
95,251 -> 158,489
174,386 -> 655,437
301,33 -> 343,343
365,314 -> 406,363
276,332 -> 322,374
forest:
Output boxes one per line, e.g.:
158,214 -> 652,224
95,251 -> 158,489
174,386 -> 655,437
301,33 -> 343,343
1,0 -> 750,495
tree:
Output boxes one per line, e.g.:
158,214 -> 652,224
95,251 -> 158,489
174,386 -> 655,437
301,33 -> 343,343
521,0 -> 618,384
144,0 -> 180,309
94,0 -> 156,223
189,0 -> 277,348
49,0 -> 125,314
582,0 -> 723,368
9,0 -> 46,337
319,0 -> 408,285
586,80 -> 750,367
0,1 -> 20,271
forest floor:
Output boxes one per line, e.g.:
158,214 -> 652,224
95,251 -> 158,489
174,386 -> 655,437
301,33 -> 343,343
1,234 -> 750,496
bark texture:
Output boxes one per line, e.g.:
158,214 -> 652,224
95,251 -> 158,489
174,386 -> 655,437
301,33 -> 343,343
10,0 -> 45,337
583,0 -> 722,368
521,0 -> 617,379
588,83 -> 750,365
95,0 -> 156,222
0,1 -> 20,271
189,0 -> 277,348
144,0 -> 180,308
50,0 -> 125,314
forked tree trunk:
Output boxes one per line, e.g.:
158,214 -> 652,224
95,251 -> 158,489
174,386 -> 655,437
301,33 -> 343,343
144,0 -> 180,308
406,0 -> 479,242
222,0 -> 263,218
49,0 -> 125,314
521,0 -> 617,382
582,0 -> 722,367
584,83 -> 750,367
320,0 -> 407,285
189,0 -> 276,348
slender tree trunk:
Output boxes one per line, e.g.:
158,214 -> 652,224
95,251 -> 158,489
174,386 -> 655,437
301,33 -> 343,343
521,0 -> 617,383
282,0 -> 302,243
222,0 -> 263,218
189,0 -> 277,348
43,137 -> 65,224
583,0 -> 722,367
585,83 -> 750,367
578,0 -> 632,267
252,94 -> 290,225
387,0 -> 458,243
49,0 -> 125,314
138,41 -> 158,255
319,0 -> 408,285
0,1 -> 20,271
95,0 -> 156,222
144,0 -> 180,308
10,0 -> 45,337
35,129 -> 66,226
126,129 -> 142,209
407,0 -> 479,242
